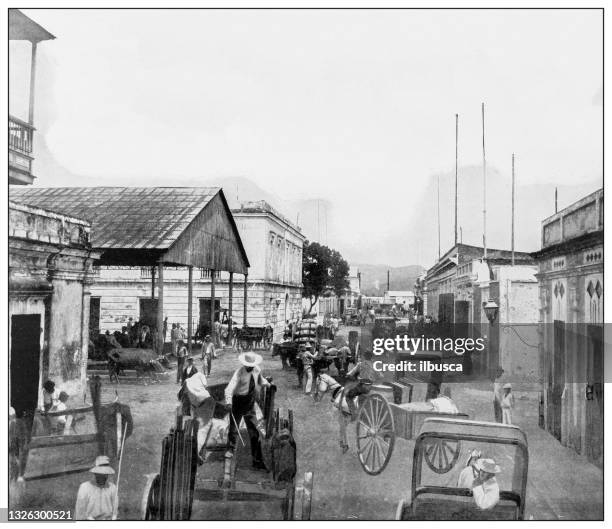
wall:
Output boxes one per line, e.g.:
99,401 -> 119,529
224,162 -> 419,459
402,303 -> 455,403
9,202 -> 97,404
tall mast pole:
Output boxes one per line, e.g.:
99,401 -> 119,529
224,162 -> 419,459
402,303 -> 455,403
437,174 -> 441,260
511,153 -> 515,266
454,113 -> 459,246
482,102 -> 487,259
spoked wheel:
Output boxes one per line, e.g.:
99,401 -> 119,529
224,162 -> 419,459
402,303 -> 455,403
140,473 -> 161,520
423,437 -> 461,474
356,393 -> 395,475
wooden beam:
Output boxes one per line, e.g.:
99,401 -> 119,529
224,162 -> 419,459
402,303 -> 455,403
151,266 -> 156,298
28,42 -> 38,125
29,433 -> 98,449
210,269 -> 216,344
228,272 -> 234,343
243,273 -> 248,326
187,266 -> 193,353
157,260 -> 164,354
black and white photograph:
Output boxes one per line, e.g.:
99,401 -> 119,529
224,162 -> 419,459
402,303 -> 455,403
4,4 -> 605,522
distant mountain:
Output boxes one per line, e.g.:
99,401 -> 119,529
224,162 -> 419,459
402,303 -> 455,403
353,263 -> 425,296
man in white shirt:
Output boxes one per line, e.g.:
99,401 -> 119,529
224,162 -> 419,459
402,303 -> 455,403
456,449 -> 481,489
224,353 -> 271,471
75,455 -> 118,520
471,458 -> 501,510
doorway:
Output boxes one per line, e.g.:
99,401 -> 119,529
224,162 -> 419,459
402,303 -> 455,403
89,297 -> 100,337
199,298 -> 220,335
139,298 -> 159,329
10,314 -> 41,418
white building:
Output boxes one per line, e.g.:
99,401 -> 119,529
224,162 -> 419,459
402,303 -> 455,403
90,200 -> 305,342
383,290 -> 415,307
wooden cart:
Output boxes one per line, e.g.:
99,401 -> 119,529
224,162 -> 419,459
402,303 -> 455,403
354,387 -> 469,476
141,384 -> 313,520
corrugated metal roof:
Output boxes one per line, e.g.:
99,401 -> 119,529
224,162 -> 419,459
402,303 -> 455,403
9,187 -> 220,250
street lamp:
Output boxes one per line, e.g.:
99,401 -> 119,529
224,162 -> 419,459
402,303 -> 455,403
483,299 -> 499,323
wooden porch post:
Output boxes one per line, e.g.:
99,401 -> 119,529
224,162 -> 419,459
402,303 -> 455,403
228,272 -> 234,340
243,273 -> 248,326
151,266 -> 156,298
187,266 -> 193,353
157,260 -> 164,355
210,269 -> 216,344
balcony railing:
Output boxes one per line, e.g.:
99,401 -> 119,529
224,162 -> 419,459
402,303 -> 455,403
9,115 -> 34,155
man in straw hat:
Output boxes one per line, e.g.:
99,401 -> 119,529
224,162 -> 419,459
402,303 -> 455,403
224,352 -> 272,475
75,455 -> 118,520
471,458 -> 501,510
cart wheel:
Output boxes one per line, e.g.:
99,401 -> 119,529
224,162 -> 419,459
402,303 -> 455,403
423,437 -> 461,474
292,471 -> 314,520
356,393 -> 395,475
140,473 -> 161,520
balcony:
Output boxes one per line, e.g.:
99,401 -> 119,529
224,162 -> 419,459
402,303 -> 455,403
9,115 -> 35,185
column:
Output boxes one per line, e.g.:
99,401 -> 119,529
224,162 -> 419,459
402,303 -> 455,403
210,269 -> 216,345
187,266 -> 193,353
228,272 -> 234,341
243,273 -> 248,326
151,266 -> 156,298
157,260 -> 164,355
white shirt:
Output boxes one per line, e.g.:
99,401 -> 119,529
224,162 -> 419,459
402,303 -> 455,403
75,480 -> 117,520
472,476 -> 500,510
224,366 -> 269,404
457,466 -> 476,488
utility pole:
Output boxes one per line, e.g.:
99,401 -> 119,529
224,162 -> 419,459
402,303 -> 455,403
387,270 -> 390,292
511,153 -> 515,266
482,102 -> 487,259
555,187 -> 558,214
454,113 -> 459,246
437,173 -> 441,260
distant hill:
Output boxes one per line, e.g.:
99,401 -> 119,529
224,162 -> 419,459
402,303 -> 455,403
353,263 -> 425,296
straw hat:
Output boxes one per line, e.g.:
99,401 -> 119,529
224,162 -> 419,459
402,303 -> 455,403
239,352 -> 263,367
89,455 -> 115,475
475,458 -> 501,474
503,383 -> 512,389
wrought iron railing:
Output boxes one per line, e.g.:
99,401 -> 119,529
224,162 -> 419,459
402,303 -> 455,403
9,115 -> 34,154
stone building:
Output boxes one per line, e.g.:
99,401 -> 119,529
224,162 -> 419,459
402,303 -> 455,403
424,243 -> 539,378
9,11 -> 101,414
9,202 -> 100,413
532,188 -> 603,468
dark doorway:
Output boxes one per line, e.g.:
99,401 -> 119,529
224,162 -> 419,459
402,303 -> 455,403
11,314 -> 41,418
89,297 -> 100,337
199,298 -> 220,335
550,320 -> 565,442
438,293 -> 455,325
139,298 -> 159,329
586,324 -> 603,467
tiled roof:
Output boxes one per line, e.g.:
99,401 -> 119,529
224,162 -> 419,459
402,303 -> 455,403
9,187 -> 220,250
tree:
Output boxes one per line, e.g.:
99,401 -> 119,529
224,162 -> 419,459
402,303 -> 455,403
302,241 -> 350,313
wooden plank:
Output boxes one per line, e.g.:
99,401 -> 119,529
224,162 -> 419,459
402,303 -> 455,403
301,472 -> 313,521
29,433 -> 98,449
36,405 -> 95,417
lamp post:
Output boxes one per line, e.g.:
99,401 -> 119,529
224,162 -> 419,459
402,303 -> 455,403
483,298 -> 500,377
483,299 -> 499,323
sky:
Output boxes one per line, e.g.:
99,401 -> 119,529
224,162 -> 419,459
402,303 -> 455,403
10,9 -> 603,265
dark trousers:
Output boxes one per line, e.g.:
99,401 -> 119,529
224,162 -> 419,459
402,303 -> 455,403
228,394 -> 263,464
176,357 -> 185,383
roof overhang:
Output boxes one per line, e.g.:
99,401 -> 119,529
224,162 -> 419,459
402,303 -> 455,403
9,10 -> 55,43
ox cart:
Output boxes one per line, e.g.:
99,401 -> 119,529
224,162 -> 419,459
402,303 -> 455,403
141,382 -> 313,520
352,385 -> 469,476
